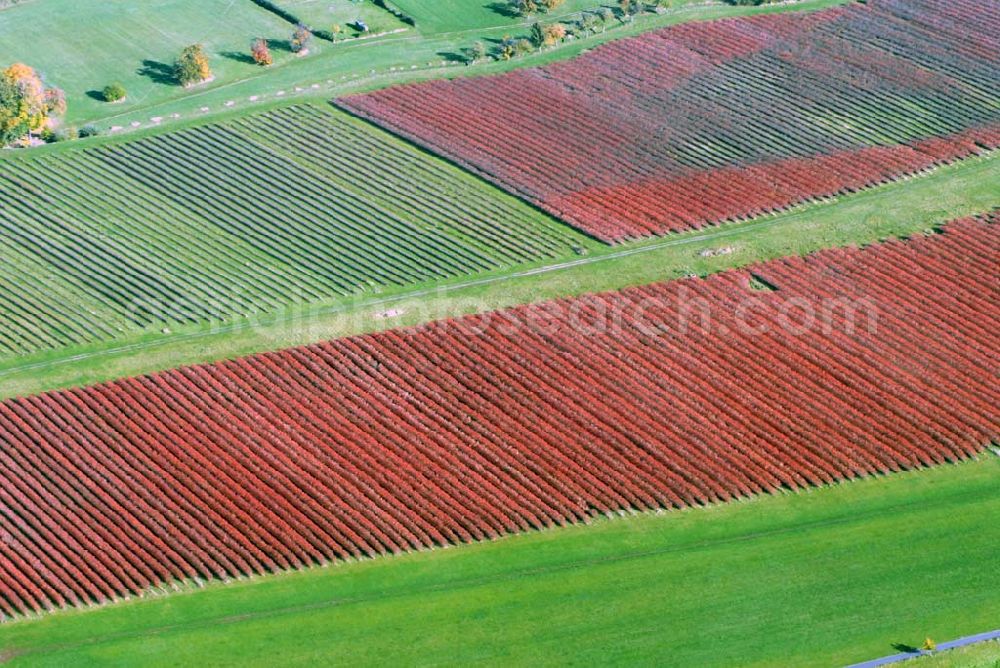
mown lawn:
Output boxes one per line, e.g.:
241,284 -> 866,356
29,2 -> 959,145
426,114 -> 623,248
390,0 -> 613,34
1,456 -> 997,666
0,0 -> 297,124
271,0 -> 410,35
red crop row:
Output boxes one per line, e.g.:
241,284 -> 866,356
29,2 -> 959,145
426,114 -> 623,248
0,214 -> 997,618
339,0 -> 1000,242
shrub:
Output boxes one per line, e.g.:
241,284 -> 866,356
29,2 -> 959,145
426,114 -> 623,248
291,24 -> 312,53
78,125 -> 99,138
102,83 -> 126,103
578,12 -> 601,33
174,44 -> 212,87
52,126 -> 78,142
464,41 -> 488,64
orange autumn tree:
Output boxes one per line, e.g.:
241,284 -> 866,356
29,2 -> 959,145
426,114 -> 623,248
0,63 -> 65,145
251,38 -> 273,66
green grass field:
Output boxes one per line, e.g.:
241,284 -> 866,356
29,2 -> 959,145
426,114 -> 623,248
391,0 -> 612,34
0,102 -> 583,358
0,0 -> 847,130
1,455 -> 997,666
272,0 -> 410,34
0,150 -> 995,400
0,0 -> 301,124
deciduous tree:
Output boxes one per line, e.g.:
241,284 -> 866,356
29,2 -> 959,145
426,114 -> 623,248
174,44 -> 212,87
464,41 -> 488,64
544,23 -> 566,45
102,82 -> 127,102
531,22 -> 566,47
0,63 -> 65,145
291,24 -> 312,53
251,38 -> 273,66
511,0 -> 538,16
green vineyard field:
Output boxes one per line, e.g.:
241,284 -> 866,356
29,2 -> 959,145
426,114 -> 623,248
0,104 -> 584,358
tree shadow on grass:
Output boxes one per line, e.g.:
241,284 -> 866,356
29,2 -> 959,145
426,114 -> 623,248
892,643 -> 920,654
85,90 -> 107,102
485,1 -> 520,18
137,59 -> 177,86
437,51 -> 467,64
221,50 -> 256,65
268,39 -> 295,53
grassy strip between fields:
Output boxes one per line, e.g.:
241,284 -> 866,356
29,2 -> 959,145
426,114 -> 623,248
0,454 -> 997,666
901,641 -> 1000,667
0,151 -> 997,400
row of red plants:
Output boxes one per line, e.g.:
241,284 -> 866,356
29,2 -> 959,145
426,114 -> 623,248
339,0 -> 999,242
0,214 -> 996,618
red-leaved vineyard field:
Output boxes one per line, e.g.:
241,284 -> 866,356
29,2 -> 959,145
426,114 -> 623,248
340,0 -> 1000,242
0,215 -> 997,618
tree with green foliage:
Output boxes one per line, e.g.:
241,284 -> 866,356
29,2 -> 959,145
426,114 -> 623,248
102,82 -> 126,102
530,22 -> 545,48
511,0 -> 538,16
578,12 -> 601,33
531,22 -> 566,48
174,44 -> 212,87
464,41 -> 488,65
0,74 -> 29,145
